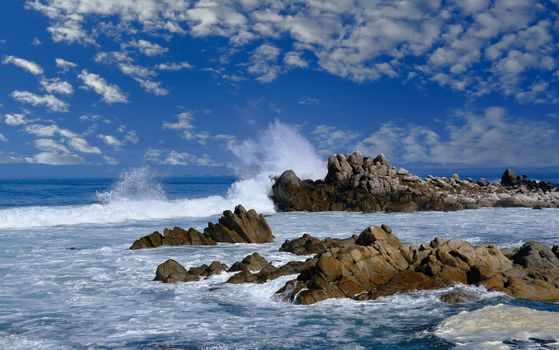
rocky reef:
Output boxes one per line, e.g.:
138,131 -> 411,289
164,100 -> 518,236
130,205 -> 274,249
152,224 -> 559,305
272,151 -> 559,212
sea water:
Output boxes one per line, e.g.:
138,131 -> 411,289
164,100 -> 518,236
0,168 -> 558,350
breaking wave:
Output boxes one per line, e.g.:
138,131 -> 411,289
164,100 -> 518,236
0,121 -> 326,229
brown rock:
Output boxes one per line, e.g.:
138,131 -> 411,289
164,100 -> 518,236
229,252 -> 269,272
204,205 -> 274,244
130,227 -> 216,249
154,259 -> 189,283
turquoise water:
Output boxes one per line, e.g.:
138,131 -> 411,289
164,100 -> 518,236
0,170 -> 558,349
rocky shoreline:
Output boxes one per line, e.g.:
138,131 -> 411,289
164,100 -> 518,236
272,151 -> 559,212
141,207 -> 559,305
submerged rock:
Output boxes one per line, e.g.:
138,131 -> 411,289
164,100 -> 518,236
271,151 -> 559,213
130,205 -> 273,249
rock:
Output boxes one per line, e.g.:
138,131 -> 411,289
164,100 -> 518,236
154,259 -> 189,283
229,252 -> 269,272
130,227 -> 215,249
278,226 -> 559,305
131,205 -> 273,249
440,289 -> 481,304
279,233 -> 356,255
271,152 -> 559,213
228,258 -> 317,284
204,205 -> 274,244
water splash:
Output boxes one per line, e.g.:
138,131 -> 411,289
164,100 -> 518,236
95,166 -> 165,203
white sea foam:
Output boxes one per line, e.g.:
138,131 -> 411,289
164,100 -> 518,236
436,304 -> 559,349
0,121 -> 326,229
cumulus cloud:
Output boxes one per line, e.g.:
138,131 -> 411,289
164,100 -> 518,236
10,90 -> 68,112
358,107 -> 559,167
4,113 -> 30,126
0,133 -> 6,142
24,122 -> 101,155
55,57 -> 77,72
40,78 -> 73,95
2,55 -> 43,75
26,152 -> 85,165
124,39 -> 168,56
78,70 -> 127,103
144,148 -> 218,166
312,125 -> 361,156
155,61 -> 193,71
162,112 -> 234,145
26,0 -> 559,102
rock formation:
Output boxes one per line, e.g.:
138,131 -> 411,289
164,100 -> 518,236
152,224 -> 559,306
272,151 -> 559,212
277,226 -> 559,305
130,205 -> 274,249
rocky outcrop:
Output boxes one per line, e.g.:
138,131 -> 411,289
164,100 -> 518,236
279,234 -> 357,255
204,205 -> 274,244
130,227 -> 216,249
130,205 -> 274,249
154,252 -> 315,285
155,259 -> 228,283
277,226 -> 559,304
271,151 -> 559,212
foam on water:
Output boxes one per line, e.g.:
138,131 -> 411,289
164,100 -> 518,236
436,304 -> 559,349
0,122 -> 326,229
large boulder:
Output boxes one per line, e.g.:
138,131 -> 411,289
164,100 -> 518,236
279,233 -> 357,255
204,205 -> 274,244
130,227 -> 216,249
154,259 -> 228,283
277,226 -> 559,305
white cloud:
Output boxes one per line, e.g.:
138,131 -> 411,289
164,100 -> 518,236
26,0 -> 559,102
25,122 -> 101,155
298,97 -> 319,105
10,90 -> 68,112
162,112 -> 194,130
4,113 -> 30,126
155,62 -> 193,71
144,148 -> 218,166
67,137 -> 101,154
359,107 -> 559,167
98,134 -> 123,148
26,152 -> 85,165
312,125 -> 361,156
134,78 -> 168,95
40,78 -> 73,95
124,39 -> 168,56
78,70 -> 127,104
32,38 -> 42,46
104,156 -> 118,165
0,133 -> 6,142
55,57 -> 77,72
0,152 -> 25,164
2,55 -> 43,75
34,138 -> 70,153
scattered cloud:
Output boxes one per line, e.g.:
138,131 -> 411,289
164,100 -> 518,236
78,70 -> 127,104
312,125 -> 361,156
55,57 -> 77,72
298,97 -> 319,106
124,39 -> 168,56
32,38 -> 42,46
26,152 -> 85,165
155,61 -> 193,71
40,78 -> 73,95
26,0 -> 559,102
4,113 -> 31,126
2,55 -> 43,75
10,90 -> 68,112
144,148 -> 219,166
0,133 -> 7,142
358,107 -> 559,167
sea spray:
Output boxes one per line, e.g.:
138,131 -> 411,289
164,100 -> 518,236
0,121 -> 326,228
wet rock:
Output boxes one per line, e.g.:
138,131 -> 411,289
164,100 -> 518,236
229,252 -> 269,272
131,205 -> 273,249
279,233 -> 356,255
130,227 -> 215,249
204,205 -> 274,244
154,259 -> 189,283
278,226 -> 559,305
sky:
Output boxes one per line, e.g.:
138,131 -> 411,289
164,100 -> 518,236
0,0 -> 558,178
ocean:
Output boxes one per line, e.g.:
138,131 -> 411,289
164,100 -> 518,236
0,168 -> 558,349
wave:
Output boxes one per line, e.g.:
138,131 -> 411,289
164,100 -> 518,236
0,121 -> 326,229
435,304 -> 559,349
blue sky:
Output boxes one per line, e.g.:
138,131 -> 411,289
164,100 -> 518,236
0,0 -> 558,177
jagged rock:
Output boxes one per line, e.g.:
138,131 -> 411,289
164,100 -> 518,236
227,258 -> 317,284
271,151 -> 559,212
130,227 -> 216,249
278,226 -> 559,305
131,205 -> 273,249
204,205 -> 274,244
229,252 -> 269,272
279,233 -> 356,255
